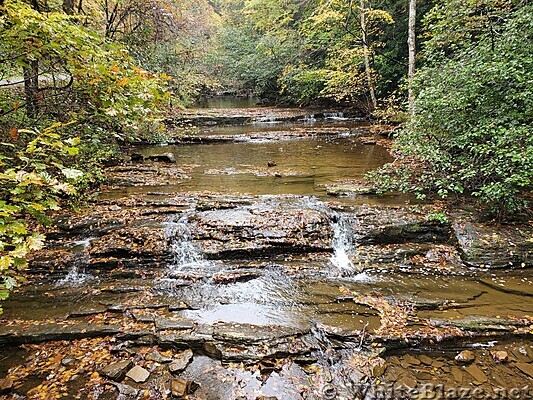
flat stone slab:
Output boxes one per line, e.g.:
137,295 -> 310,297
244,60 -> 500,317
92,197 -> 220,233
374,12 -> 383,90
211,322 -> 309,344
351,205 -> 451,245
452,213 -> 533,268
325,180 -> 377,196
190,207 -> 332,258
0,322 -> 121,345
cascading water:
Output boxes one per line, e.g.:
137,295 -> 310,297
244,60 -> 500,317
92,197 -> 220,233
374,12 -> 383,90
330,215 -> 356,273
156,213 -> 213,293
164,214 -> 210,273
324,111 -> 346,120
57,238 -> 94,286
329,213 -> 370,280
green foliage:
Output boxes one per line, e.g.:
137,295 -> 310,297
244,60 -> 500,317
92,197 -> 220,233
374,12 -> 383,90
0,0 -> 169,140
0,123 -> 78,314
0,0 -> 172,311
372,1 -> 533,217
209,0 -> 394,103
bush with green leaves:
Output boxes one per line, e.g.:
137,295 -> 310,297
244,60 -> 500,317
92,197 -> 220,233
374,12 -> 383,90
0,123 -> 79,314
372,1 -> 532,218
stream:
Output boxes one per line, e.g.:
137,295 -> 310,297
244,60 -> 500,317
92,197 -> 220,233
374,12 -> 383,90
0,99 -> 531,399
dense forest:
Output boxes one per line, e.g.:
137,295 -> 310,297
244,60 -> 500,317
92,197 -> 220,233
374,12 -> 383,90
1,0 -> 532,309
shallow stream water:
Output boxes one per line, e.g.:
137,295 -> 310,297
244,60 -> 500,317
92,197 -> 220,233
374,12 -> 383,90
1,99 -> 532,399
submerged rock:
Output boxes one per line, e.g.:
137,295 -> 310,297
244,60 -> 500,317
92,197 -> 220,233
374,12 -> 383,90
325,180 -> 377,196
145,152 -> 177,163
171,378 -> 199,398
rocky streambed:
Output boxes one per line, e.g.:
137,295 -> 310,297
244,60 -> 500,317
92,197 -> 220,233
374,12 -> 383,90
0,105 -> 532,399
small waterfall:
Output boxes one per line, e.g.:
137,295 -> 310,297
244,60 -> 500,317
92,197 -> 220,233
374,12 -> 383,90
324,112 -> 346,120
164,214 -> 209,272
302,114 -> 317,123
57,238 -> 94,286
329,213 -> 369,279
254,116 -> 280,124
330,215 -> 356,273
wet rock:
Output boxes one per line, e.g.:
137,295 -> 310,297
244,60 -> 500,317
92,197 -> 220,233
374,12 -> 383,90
0,377 -> 13,394
190,207 -> 332,259
171,378 -> 199,398
212,270 -> 261,284
102,359 -> 134,381
452,213 -> 532,268
0,322 -> 121,345
353,205 -> 451,245
491,350 -> 509,363
464,364 -> 488,383
132,312 -> 156,323
455,350 -> 475,364
515,363 -> 533,378
156,332 -> 210,352
168,302 -> 192,312
145,152 -> 177,163
68,305 -> 108,318
211,322 -> 308,344
104,164 -> 190,187
155,317 -> 195,331
126,365 -> 150,383
89,225 -> 169,260
325,180 -> 377,196
169,349 -> 194,374
431,316 -> 522,332
113,382 -> 139,397
146,350 -> 173,363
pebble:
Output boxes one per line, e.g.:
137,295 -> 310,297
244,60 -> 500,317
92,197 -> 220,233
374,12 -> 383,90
491,350 -> 508,363
455,350 -> 475,364
171,378 -> 199,397
0,377 -> 13,394
126,365 -> 150,383
169,349 -> 194,374
102,359 -> 133,382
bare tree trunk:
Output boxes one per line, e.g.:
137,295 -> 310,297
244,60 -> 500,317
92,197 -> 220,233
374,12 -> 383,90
407,0 -> 416,113
23,60 -> 39,118
63,0 -> 75,14
360,0 -> 377,110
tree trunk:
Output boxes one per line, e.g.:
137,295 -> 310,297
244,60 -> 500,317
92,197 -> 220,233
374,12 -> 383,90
63,0 -> 75,14
407,0 -> 416,113
360,0 -> 377,110
23,60 -> 39,118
